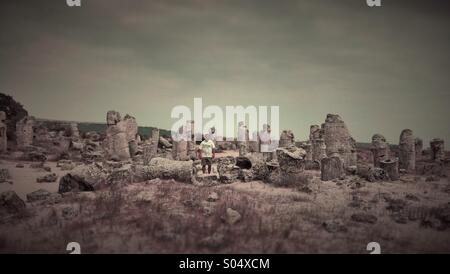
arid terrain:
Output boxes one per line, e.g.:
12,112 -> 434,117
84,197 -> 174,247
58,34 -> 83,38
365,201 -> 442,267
1,94 -> 449,254
1,150 -> 450,253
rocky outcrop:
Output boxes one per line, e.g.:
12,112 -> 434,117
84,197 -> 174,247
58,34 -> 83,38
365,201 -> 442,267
356,164 -> 389,182
279,130 -> 294,148
0,190 -> 26,214
321,156 -> 344,181
430,138 -> 445,162
58,163 -> 107,193
16,116 -> 35,149
371,134 -> 390,167
399,129 -> 415,172
217,156 -> 240,184
322,114 -> 357,167
104,111 -> 131,161
379,158 -> 399,181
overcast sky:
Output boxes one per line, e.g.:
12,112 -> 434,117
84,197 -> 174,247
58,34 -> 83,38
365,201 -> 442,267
1,0 -> 449,147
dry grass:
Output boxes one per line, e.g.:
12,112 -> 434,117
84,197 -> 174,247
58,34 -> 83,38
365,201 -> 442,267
1,170 -> 450,253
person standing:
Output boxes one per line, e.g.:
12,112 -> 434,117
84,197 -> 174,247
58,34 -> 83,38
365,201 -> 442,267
197,134 -> 216,174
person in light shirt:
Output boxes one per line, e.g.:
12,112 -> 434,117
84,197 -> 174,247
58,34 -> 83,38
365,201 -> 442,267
197,133 -> 216,174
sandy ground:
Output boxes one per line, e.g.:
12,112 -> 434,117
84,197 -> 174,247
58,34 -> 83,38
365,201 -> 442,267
0,160 -> 67,200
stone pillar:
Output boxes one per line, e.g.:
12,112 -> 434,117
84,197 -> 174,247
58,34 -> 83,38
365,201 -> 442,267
303,142 -> 313,161
415,138 -> 423,160
0,111 -> 7,153
322,114 -> 357,167
123,114 -> 138,142
309,125 -> 322,140
239,142 -> 248,156
279,130 -> 294,148
312,139 -> 327,162
430,138 -> 445,162
143,142 -> 157,165
105,111 -> 130,161
371,134 -> 390,167
321,156 -> 344,181
187,140 -> 196,160
399,129 -> 415,172
173,140 -> 188,160
69,123 -> 80,139
379,158 -> 399,181
151,128 -> 160,155
16,116 -> 35,149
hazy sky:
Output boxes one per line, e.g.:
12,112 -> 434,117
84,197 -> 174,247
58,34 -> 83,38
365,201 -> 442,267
1,0 -> 449,147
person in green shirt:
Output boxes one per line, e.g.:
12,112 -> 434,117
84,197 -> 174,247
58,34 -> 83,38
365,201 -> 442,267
197,134 -> 216,174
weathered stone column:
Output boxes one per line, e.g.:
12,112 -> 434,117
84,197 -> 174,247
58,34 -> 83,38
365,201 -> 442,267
312,139 -> 327,162
415,138 -> 423,160
16,116 -> 35,149
151,128 -> 160,155
371,134 -> 390,167
321,156 -> 344,181
123,114 -> 138,142
239,142 -> 248,156
173,140 -> 188,160
69,123 -> 80,140
279,130 -> 294,148
187,140 -> 196,160
430,138 -> 445,162
379,158 -> 399,181
143,141 -> 157,165
399,129 -> 415,172
0,111 -> 7,153
104,111 -> 130,161
302,142 -> 313,161
322,114 -> 357,167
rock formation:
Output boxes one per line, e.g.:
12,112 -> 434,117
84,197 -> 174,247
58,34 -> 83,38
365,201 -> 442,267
136,157 -> 193,183
371,134 -> 390,167
279,130 -> 294,148
123,114 -> 138,142
104,111 -> 130,161
321,156 -> 344,181
309,125 -> 327,162
398,129 -> 415,172
430,138 -> 445,162
415,138 -> 423,160
379,158 -> 399,181
16,116 -> 35,149
321,114 -> 357,167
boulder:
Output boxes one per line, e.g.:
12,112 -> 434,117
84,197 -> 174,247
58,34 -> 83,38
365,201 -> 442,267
58,163 -> 107,193
0,190 -> 26,214
217,156 -> 240,184
36,173 -> 58,183
224,208 -> 241,225
0,168 -> 10,183
276,146 -> 306,174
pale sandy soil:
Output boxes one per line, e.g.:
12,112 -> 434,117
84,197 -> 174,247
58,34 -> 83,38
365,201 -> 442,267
0,160 -> 67,200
